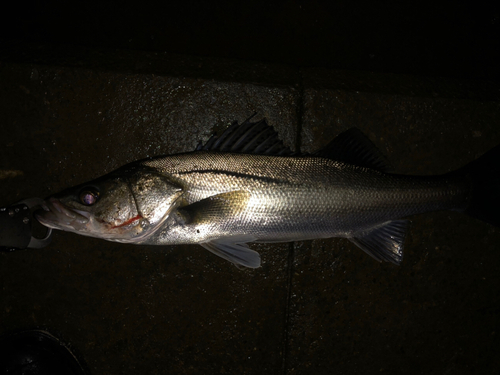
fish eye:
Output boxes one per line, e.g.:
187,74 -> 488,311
79,188 -> 99,206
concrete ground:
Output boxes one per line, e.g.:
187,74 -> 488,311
1,43 -> 500,375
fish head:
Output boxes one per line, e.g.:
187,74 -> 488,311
36,166 -> 183,243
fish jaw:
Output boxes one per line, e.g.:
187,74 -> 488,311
36,197 -> 90,232
35,197 -> 144,242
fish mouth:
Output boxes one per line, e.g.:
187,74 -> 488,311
35,197 -> 90,232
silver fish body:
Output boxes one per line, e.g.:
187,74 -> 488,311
141,151 -> 466,244
36,119 -> 499,268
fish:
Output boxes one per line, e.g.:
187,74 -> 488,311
36,117 -> 500,268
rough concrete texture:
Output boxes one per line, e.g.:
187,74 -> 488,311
286,73 -> 500,374
1,50 -> 499,375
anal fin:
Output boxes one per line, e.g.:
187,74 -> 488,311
348,220 -> 409,264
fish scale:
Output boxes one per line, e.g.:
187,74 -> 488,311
140,151 -> 467,243
36,119 -> 500,268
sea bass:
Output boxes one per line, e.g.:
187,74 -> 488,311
36,118 -> 500,268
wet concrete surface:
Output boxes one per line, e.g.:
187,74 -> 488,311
288,80 -> 500,373
1,48 -> 500,374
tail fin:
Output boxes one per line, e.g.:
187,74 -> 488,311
459,144 -> 500,227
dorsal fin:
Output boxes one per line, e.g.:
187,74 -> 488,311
198,116 -> 293,156
315,128 -> 392,172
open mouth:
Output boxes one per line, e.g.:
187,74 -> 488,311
35,197 -> 90,231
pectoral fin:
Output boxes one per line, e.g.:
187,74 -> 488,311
348,220 -> 409,264
179,191 -> 260,268
200,235 -> 261,268
178,190 -> 251,225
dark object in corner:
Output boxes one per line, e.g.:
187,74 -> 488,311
0,330 -> 87,375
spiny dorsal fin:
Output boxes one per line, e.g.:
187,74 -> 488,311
315,128 -> 392,172
198,116 -> 293,156
348,220 -> 409,264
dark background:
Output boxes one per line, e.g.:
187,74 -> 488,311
2,0 -> 499,81
1,1 -> 499,375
